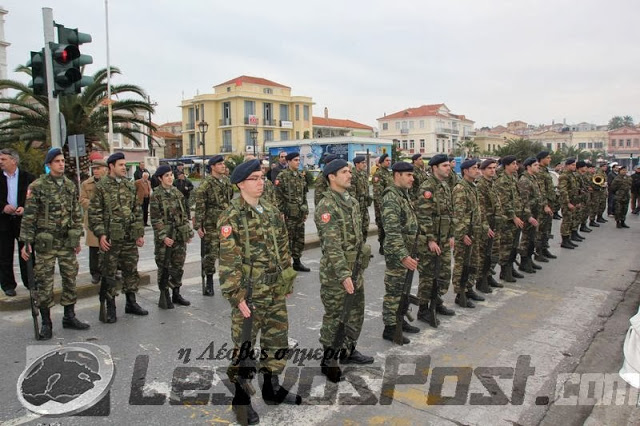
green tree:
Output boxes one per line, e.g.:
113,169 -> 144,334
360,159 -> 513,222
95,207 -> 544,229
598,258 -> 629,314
495,138 -> 545,161
608,115 -> 635,130
456,139 -> 480,158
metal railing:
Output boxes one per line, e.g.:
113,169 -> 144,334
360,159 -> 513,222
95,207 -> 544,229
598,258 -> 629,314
219,118 -> 232,126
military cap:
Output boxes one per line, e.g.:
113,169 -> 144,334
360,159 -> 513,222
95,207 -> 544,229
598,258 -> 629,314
285,152 -> 299,161
92,159 -> 107,167
523,157 -> 537,167
231,159 -> 261,184
154,165 -> 172,177
177,162 -> 184,166
391,162 -> 413,173
323,153 -> 338,164
479,159 -> 496,169
536,151 -> 550,160
44,147 -> 62,164
107,152 -> 125,165
448,156 -> 455,161
501,155 -> 517,165
352,155 -> 366,164
378,153 -> 389,163
576,160 -> 587,168
609,161 -> 618,167
411,153 -> 422,161
208,155 -> 224,166
323,159 -> 349,177
428,154 -> 448,166
460,158 -> 479,170
619,164 -> 627,170
565,158 -> 576,165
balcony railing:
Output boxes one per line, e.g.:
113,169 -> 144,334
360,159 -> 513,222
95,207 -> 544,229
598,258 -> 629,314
186,122 -> 195,130
219,118 -> 232,126
436,128 -> 452,133
451,129 -> 459,135
221,145 -> 232,153
464,131 -> 476,136
263,119 -> 276,126
400,128 -> 409,134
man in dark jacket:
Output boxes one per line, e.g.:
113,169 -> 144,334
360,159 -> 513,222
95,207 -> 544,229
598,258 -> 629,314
173,171 -> 194,217
631,165 -> 640,214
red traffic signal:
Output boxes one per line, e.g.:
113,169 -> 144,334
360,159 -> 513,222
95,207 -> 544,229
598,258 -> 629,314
51,44 -> 79,64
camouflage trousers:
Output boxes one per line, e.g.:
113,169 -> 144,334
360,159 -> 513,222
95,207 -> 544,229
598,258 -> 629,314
573,205 -> 586,229
202,230 -> 219,276
374,201 -> 385,247
615,197 -> 630,222
591,191 -> 607,219
319,275 -> 364,349
452,240 -> 477,294
417,243 -> 452,302
499,222 -> 519,266
476,231 -> 499,277
227,295 -> 289,383
35,242 -> 78,309
383,266 -> 406,326
154,240 -> 187,289
560,205 -> 575,236
518,222 -> 538,257
360,206 -> 370,242
102,240 -> 140,298
285,214 -> 305,259
537,212 -> 553,248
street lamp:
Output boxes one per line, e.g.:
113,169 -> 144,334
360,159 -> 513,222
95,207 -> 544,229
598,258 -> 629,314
198,120 -> 208,175
147,95 -> 158,156
250,128 -> 258,157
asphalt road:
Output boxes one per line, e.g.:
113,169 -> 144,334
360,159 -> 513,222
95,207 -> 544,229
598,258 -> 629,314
0,213 -> 638,425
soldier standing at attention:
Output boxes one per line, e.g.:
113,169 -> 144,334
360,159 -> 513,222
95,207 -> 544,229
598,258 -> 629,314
315,159 -> 374,383
260,160 -> 279,208
611,165 -> 632,228
558,158 -> 582,248
476,159 -> 502,292
219,160 -> 301,425
80,159 -> 108,284
314,153 -> 337,207
89,152 -> 148,323
194,155 -> 233,295
20,148 -> 89,339
275,152 -> 311,272
410,154 -> 428,201
517,158 -> 543,274
446,156 -> 460,189
534,151 -> 557,261
372,153 -> 392,255
592,162 -> 609,224
575,160 -> 593,235
351,156 -> 372,241
150,165 -> 193,308
381,162 -> 420,344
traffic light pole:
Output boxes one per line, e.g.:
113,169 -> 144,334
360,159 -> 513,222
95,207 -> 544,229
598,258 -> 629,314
42,7 -> 61,148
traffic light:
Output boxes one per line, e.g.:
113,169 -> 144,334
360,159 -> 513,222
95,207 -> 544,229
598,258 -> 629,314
27,49 -> 47,96
50,23 -> 93,95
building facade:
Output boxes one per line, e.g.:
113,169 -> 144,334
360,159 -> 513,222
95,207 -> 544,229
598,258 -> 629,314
312,107 -> 374,138
609,126 -> 640,167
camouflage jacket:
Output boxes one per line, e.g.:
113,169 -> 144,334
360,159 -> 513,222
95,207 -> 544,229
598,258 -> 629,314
452,178 -> 483,241
372,166 -> 392,206
88,175 -> 144,241
150,185 -> 193,243
261,177 -> 279,209
576,172 -> 590,203
610,174 -> 632,200
381,185 -> 418,267
20,174 -> 83,244
558,170 -> 580,206
410,165 -> 429,201
495,172 -> 522,221
275,167 -> 308,216
314,173 -> 329,206
477,176 -> 504,230
218,197 -> 291,307
193,175 -> 233,231
517,173 -> 543,221
415,174 -> 454,245
445,170 -> 460,190
537,166 -> 556,207
350,168 -> 371,210
315,189 -> 364,284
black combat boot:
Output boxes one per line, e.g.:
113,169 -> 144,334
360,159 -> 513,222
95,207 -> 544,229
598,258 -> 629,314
519,256 -> 536,274
39,308 -> 52,340
534,251 -> 549,263
436,301 -> 455,316
382,325 -> 409,344
232,382 -> 260,425
62,304 -> 90,330
530,258 -> 542,270
321,346 -> 344,382
292,258 -> 310,272
402,319 -> 420,333
500,264 -> 516,283
418,303 -> 441,327
204,274 -> 214,296
589,219 -> 600,227
466,289 -> 485,301
172,287 -> 190,306
542,247 -> 557,259
262,373 -> 302,405
105,297 -> 117,323
580,224 -> 592,233
125,292 -> 149,316
570,231 -> 583,242
511,264 -> 525,278
455,293 -> 475,308
621,221 -> 630,228
476,276 -> 492,294
341,345 -> 374,365
561,236 -> 575,249
488,275 -> 503,288
597,215 -> 607,223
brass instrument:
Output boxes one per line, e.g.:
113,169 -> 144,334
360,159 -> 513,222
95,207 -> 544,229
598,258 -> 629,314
592,174 -> 606,187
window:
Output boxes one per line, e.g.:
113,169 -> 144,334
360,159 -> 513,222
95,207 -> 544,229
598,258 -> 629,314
578,143 -> 586,149
546,143 -> 552,150
189,133 -> 195,155
195,105 -> 199,122
227,86 -> 231,92
280,131 -> 289,141
264,130 -> 273,142
436,141 -> 439,152
244,100 -> 255,117
222,130 -> 232,152
420,120 -> 425,129
263,88 -> 273,94
280,104 -> 289,121
395,122 -> 400,130
187,107 -> 195,129
588,143 -> 593,149
303,105 -> 310,121
409,140 -> 414,149
595,142 -> 603,149
245,129 -> 255,150
409,121 -> 414,129
402,121 -> 407,130
222,102 -> 231,125
382,123 -> 388,130
627,139 -> 632,147
295,105 -> 300,121
263,103 -> 272,125
420,139 -> 425,148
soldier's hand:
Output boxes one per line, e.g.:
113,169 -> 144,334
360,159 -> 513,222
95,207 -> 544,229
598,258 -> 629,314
488,229 -> 495,238
463,235 -> 472,246
15,206 -> 24,215
74,245 -> 81,255
136,237 -> 145,247
528,217 -> 539,227
238,300 -> 251,318
197,227 -> 205,238
342,277 -> 354,294
568,203 -> 575,211
20,244 -> 31,261
428,241 -> 441,255
163,237 -> 174,247
544,205 -> 553,215
402,256 -> 418,271
514,217 -> 525,228
99,235 -> 111,252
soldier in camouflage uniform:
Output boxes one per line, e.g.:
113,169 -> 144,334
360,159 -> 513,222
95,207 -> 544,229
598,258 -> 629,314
219,160 -> 301,425
350,156 -> 372,240
89,152 -> 148,323
20,148 -> 89,340
558,158 -> 582,248
476,159 -> 502,293
611,165 -> 632,228
517,158 -> 543,273
315,159 -> 374,382
372,153 -> 392,255
575,161 -> 593,235
150,165 -> 194,308
410,154 -> 428,201
494,155 -> 525,283
534,152 -> 557,261
261,160 -> 279,208
314,153 -> 337,207
381,162 -> 420,344
591,162 -> 609,224
445,156 -> 460,189
452,159 -> 485,308
275,152 -> 310,271
415,154 -> 456,326
194,155 -> 233,295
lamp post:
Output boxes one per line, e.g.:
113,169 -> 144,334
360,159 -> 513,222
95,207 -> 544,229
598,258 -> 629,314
198,120 -> 208,175
250,128 -> 258,157
147,95 -> 158,156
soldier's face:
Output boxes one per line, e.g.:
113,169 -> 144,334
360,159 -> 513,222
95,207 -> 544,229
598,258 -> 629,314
414,158 -> 423,167
238,171 -> 264,198
48,155 -> 65,176
433,163 -> 451,180
465,164 -> 480,179
566,163 -> 576,172
530,162 -> 540,173
355,162 -> 366,172
160,172 -> 174,187
505,162 -> 518,174
288,158 -> 300,169
482,163 -> 497,178
382,158 -> 391,168
93,165 -> 106,178
212,162 -> 226,175
577,167 -> 586,174
111,159 -> 127,177
539,156 -> 550,166
620,168 -> 627,175
330,167 -> 352,190
395,171 -> 414,189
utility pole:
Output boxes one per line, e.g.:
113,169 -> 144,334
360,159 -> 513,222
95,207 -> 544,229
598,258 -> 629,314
42,8 -> 61,148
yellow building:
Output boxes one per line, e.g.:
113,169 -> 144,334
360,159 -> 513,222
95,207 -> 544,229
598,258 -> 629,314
473,130 -> 507,153
181,76 -> 313,157
571,131 -> 608,151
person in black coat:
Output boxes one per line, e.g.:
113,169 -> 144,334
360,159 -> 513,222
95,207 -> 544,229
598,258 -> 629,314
133,161 -> 149,180
0,148 -> 35,296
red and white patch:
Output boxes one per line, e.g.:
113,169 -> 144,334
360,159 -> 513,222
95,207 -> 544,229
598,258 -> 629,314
274,179 -> 280,186
373,176 -> 379,182
321,213 -> 331,223
423,191 -> 432,199
220,226 -> 232,239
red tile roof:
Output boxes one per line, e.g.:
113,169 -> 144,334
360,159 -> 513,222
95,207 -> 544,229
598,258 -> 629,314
312,116 -> 373,130
159,121 -> 181,127
215,75 -> 290,89
378,104 -> 446,121
154,131 -> 180,139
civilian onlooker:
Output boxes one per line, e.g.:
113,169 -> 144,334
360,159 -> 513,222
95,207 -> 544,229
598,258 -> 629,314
133,161 -> 149,180
135,171 -> 152,226
631,164 -> 640,215
271,151 -> 288,182
173,162 -> 185,179
173,171 -> 194,217
80,159 -> 108,284
0,148 -> 35,296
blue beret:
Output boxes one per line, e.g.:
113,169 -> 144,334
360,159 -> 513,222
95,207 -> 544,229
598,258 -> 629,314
154,165 -> 172,177
501,155 -> 517,165
208,155 -> 224,166
565,157 -> 576,165
411,154 -> 422,161
44,147 -> 62,164
523,157 -> 537,167
107,152 -> 125,165
391,162 -> 413,173
460,159 -> 479,170
352,155 -> 366,164
231,159 -> 261,184
323,159 -> 349,177
323,154 -> 338,164
378,153 -> 388,163
536,151 -> 550,160
576,160 -> 587,168
479,159 -> 496,169
428,154 -> 448,166
286,152 -> 299,161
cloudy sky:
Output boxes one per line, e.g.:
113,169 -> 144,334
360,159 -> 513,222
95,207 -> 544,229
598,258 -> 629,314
3,0 -> 639,129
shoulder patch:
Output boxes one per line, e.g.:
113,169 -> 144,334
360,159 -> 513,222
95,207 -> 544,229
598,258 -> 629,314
321,213 -> 331,223
26,186 -> 33,199
220,225 -> 232,239
424,191 -> 432,199
374,176 -> 379,182
275,179 -> 280,186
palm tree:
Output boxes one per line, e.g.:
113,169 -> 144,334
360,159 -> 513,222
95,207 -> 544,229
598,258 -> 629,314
495,138 -> 545,161
0,66 -> 155,179
458,139 -> 480,158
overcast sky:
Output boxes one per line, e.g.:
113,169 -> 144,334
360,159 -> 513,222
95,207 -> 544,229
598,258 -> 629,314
3,0 -> 639,129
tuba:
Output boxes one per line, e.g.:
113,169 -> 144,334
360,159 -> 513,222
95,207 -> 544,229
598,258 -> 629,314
592,174 -> 606,187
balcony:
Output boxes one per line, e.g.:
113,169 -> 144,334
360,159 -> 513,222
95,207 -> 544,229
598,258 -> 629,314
464,131 -> 476,137
219,118 -> 232,126
221,145 -> 232,153
185,122 -> 195,131
436,128 -> 452,133
263,119 -> 276,126
451,129 -> 459,135
400,128 -> 409,134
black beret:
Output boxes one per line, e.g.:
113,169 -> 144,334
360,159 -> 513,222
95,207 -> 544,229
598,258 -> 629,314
323,159 -> 349,177
536,151 -> 550,160
501,155 -> 517,165
576,160 -> 587,168
231,159 -> 261,184
479,159 -> 496,169
460,159 -> 479,170
286,152 -> 299,161
352,155 -> 366,164
448,156 -> 455,162
208,155 -> 224,166
619,164 -> 627,170
107,152 -> 125,165
411,154 -> 422,161
44,147 -> 62,164
177,162 -> 184,166
378,153 -> 389,163
428,154 -> 448,166
154,165 -> 172,177
565,158 -> 576,165
391,162 -> 413,173
523,157 -> 537,167
323,154 -> 338,164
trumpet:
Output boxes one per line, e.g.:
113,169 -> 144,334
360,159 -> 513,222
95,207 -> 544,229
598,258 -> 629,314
592,174 -> 606,187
